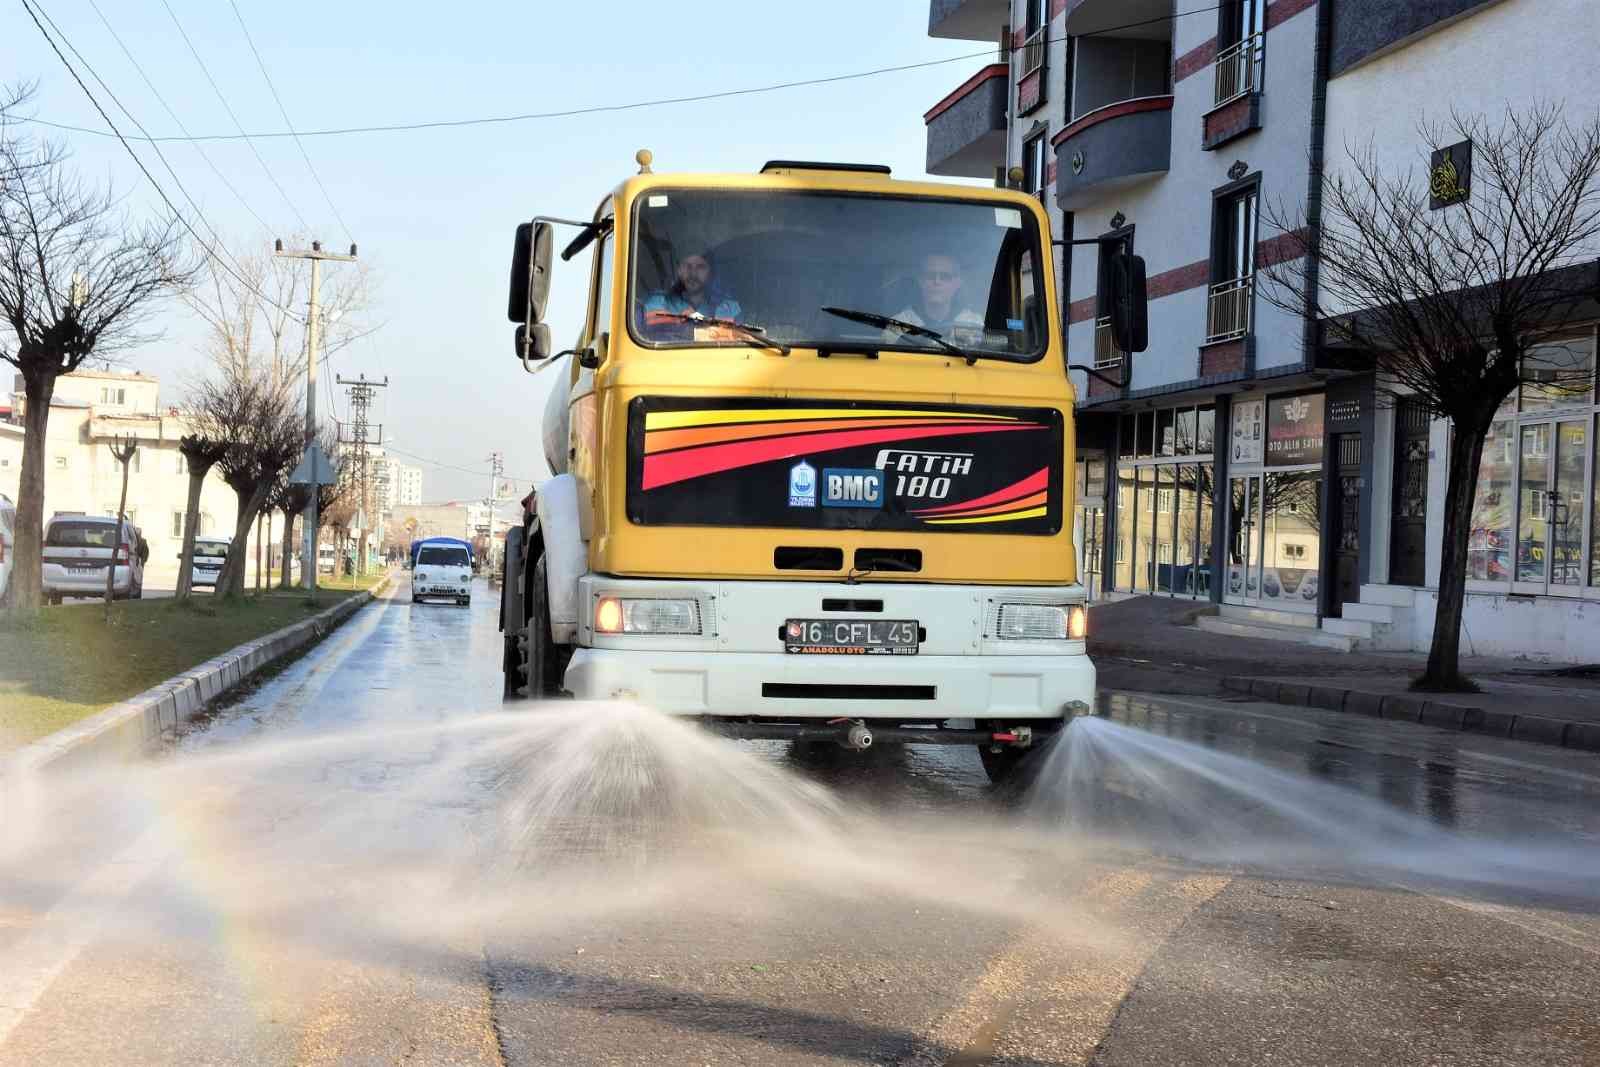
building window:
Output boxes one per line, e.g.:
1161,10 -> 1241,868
1021,131 -> 1048,197
1466,331 -> 1600,593
1020,0 -> 1047,81
1214,0 -> 1265,107
100,386 -> 126,405
172,511 -> 185,538
55,456 -> 67,469
1095,230 -> 1133,370
1207,183 -> 1257,342
176,454 -> 186,475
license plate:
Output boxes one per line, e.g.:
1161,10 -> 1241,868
784,618 -> 918,656
69,566 -> 99,575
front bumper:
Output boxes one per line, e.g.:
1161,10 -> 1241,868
562,647 -> 1094,721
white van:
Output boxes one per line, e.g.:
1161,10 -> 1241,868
41,514 -> 147,604
412,539 -> 473,606
188,536 -> 230,589
0,495 -> 14,605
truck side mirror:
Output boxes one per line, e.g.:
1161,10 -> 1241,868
1108,253 -> 1148,354
506,221 -> 554,325
514,322 -> 552,363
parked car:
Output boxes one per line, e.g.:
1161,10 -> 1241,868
41,513 -> 148,604
0,494 -> 14,605
186,536 -> 231,589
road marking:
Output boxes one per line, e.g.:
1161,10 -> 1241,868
906,864 -> 1231,1066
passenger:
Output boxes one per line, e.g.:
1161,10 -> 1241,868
642,250 -> 742,336
888,252 -> 983,341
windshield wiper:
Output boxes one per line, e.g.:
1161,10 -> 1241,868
820,306 -> 979,365
649,311 -> 791,355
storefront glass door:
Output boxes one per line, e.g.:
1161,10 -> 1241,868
1513,418 -> 1590,594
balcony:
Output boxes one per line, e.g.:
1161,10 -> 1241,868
928,0 -> 1009,42
924,64 -> 1008,179
1205,275 -> 1253,342
1203,32 -> 1264,150
1052,96 -> 1173,209
1094,317 -> 1124,371
1051,1 -> 1173,207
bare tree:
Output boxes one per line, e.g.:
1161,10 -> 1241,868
192,366 -> 301,597
0,83 -> 194,612
1262,105 -> 1600,690
175,434 -> 230,600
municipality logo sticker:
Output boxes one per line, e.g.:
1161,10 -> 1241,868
788,460 -> 817,507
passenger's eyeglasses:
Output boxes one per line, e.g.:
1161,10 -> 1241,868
921,271 -> 956,282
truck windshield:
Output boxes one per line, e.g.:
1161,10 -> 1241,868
630,189 -> 1047,361
418,547 -> 469,567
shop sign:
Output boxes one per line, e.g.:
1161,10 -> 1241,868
1231,398 -> 1264,465
1430,140 -> 1472,210
1267,393 -> 1325,466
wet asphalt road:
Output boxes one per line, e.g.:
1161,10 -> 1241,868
2,576 -> 1599,1065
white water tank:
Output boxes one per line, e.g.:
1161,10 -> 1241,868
541,352 -> 573,477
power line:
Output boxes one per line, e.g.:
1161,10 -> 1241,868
225,0 -> 353,244
18,0 -> 305,325
156,0 -> 311,231
84,0 -> 272,237
384,444 -> 539,487
29,5 -> 1223,145
30,0 -> 260,287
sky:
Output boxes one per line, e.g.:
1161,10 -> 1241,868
2,0 -> 996,502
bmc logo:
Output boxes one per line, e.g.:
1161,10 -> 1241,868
821,468 -> 884,508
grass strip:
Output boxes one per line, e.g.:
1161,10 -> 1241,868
0,578 -> 383,752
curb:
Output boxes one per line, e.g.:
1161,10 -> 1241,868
2,575 -> 393,784
1221,675 -> 1600,754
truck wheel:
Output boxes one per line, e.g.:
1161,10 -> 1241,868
511,555 -> 564,700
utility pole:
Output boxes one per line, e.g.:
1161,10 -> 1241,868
337,373 -> 388,577
275,238 -> 356,593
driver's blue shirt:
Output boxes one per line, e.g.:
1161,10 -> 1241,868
642,289 -> 743,323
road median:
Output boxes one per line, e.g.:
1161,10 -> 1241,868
1,573 -> 394,783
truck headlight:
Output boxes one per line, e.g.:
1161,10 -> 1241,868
997,603 -> 1087,641
595,596 -> 702,635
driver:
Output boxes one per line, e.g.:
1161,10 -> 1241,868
642,250 -> 742,336
887,252 -> 983,341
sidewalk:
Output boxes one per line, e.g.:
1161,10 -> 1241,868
1087,595 -> 1600,750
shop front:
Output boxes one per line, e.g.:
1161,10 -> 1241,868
1109,403 -> 1218,599
1223,392 -> 1326,615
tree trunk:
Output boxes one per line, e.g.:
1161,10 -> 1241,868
1418,420 -> 1488,691
254,510 -> 263,594
279,509 -> 300,589
8,371 -> 57,613
175,467 -> 210,601
104,451 -> 133,620
217,482 -> 270,597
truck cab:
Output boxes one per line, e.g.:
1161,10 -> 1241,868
502,156 -> 1095,780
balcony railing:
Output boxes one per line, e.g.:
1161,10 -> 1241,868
1212,32 -> 1262,107
1094,316 -> 1124,369
1206,275 -> 1253,342
1021,26 -> 1047,78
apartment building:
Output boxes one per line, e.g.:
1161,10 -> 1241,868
926,0 -> 1600,661
1,369 -> 277,585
